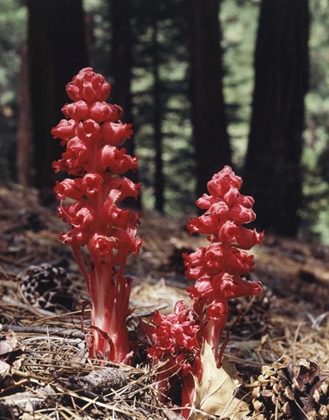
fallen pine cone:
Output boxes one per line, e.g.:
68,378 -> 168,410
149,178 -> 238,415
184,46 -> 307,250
251,355 -> 329,419
18,263 -> 76,312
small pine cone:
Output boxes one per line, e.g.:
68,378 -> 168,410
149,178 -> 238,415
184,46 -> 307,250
251,355 -> 329,419
18,263 -> 76,312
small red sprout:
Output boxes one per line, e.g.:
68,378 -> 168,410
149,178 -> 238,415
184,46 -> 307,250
145,301 -> 201,409
52,68 -> 142,363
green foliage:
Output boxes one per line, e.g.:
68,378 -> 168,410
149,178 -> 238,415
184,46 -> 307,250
300,0 -> 329,243
0,0 -> 27,181
83,0 -> 111,78
0,0 -> 26,106
221,0 -> 260,167
130,1 -> 194,215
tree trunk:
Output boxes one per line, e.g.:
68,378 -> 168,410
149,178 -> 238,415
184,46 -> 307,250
243,0 -> 309,237
187,0 -> 231,199
152,15 -> 165,213
111,0 -> 141,209
17,43 -> 33,187
27,0 -> 88,191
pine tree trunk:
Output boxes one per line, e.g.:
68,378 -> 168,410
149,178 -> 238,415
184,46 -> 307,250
111,0 -> 141,209
243,0 -> 309,236
27,0 -> 88,191
152,15 -> 165,213
17,43 -> 33,187
187,0 -> 231,199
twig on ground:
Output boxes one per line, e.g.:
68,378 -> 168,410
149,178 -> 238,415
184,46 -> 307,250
0,324 -> 85,339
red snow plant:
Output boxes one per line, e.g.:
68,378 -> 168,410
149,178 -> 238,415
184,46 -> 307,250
146,166 -> 263,415
52,68 -> 141,363
51,66 -> 263,418
184,166 -> 263,358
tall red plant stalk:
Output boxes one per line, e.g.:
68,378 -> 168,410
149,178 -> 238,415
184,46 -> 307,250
52,68 -> 142,363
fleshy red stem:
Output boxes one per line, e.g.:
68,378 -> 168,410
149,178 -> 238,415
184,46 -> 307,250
181,372 -> 196,419
71,245 -> 90,287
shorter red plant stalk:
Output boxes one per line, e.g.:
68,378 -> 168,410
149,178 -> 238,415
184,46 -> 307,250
184,166 -> 263,360
146,166 -> 263,417
52,68 -> 142,363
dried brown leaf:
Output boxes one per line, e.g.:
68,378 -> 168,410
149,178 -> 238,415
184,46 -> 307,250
189,342 -> 250,420
0,359 -> 11,380
0,331 -> 18,356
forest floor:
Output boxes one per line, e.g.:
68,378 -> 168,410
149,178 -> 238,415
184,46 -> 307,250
0,185 -> 329,419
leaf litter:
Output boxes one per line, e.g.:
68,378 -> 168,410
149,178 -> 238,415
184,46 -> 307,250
189,342 -> 249,420
0,186 -> 329,418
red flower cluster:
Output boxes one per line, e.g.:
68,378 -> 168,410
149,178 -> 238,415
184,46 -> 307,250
52,68 -> 142,362
146,301 -> 201,411
147,301 -> 200,374
184,166 -> 263,357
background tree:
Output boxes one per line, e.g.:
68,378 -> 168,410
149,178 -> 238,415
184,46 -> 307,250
298,0 -> 329,242
17,43 -> 32,187
111,0 -> 133,141
243,0 -> 309,237
0,1 -> 26,182
151,11 -> 165,212
1,0 -> 328,241
187,0 -> 231,199
27,0 -> 88,191
110,0 -> 141,208
130,0 -> 191,213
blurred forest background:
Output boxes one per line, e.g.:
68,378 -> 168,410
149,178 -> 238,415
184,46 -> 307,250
0,0 -> 329,243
